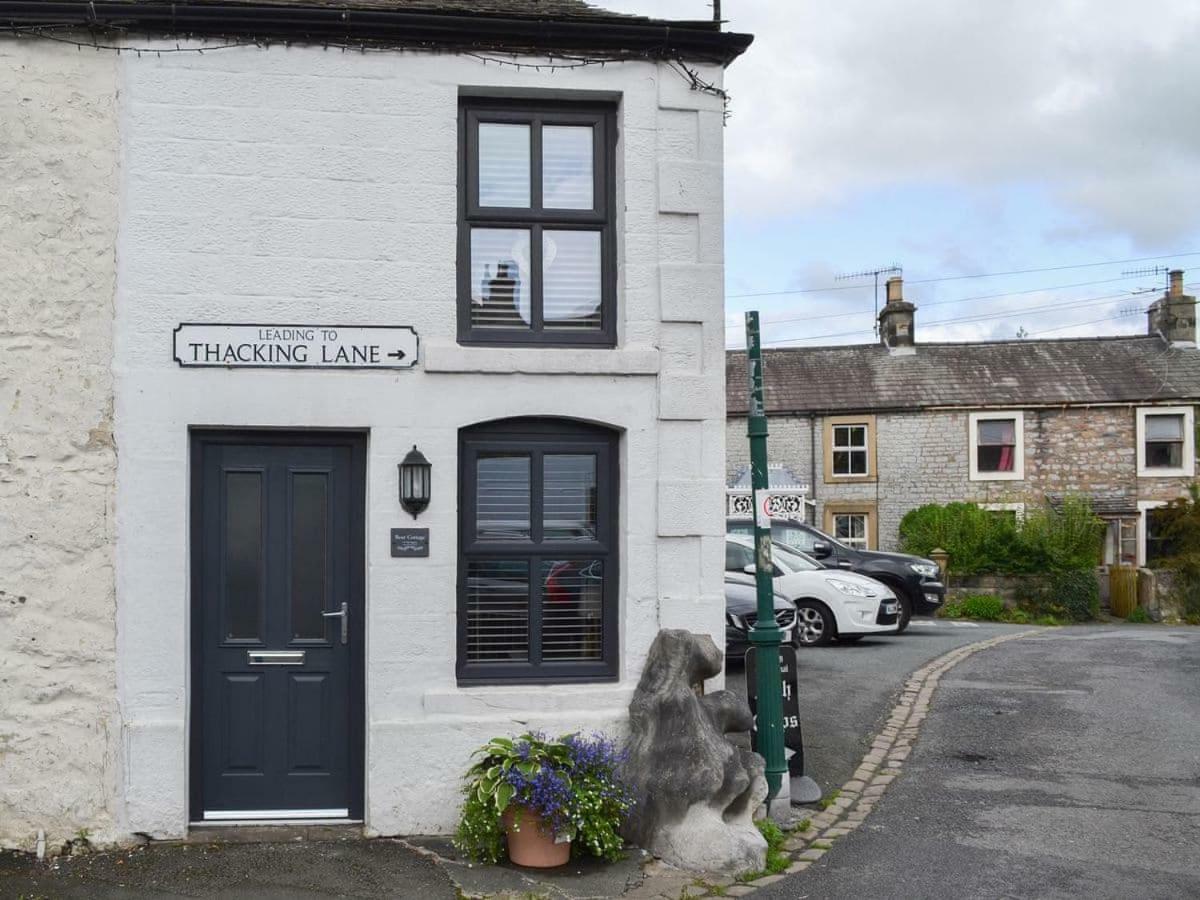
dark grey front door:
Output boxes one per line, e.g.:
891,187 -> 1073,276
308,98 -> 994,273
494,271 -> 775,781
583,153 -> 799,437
190,432 -> 365,820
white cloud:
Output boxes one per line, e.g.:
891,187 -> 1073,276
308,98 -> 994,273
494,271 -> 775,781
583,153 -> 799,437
605,0 -> 1200,246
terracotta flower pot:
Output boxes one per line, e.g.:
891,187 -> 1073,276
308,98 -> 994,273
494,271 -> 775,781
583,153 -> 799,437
502,807 -> 571,868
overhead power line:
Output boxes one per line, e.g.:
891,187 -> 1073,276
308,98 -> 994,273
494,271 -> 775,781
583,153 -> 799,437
726,251 -> 1200,300
723,274 -> 1149,331
732,281 -> 1199,348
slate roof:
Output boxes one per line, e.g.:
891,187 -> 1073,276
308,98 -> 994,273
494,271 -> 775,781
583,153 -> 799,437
727,335 -> 1200,415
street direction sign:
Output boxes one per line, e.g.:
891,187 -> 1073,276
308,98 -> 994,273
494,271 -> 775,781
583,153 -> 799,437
173,323 -> 419,370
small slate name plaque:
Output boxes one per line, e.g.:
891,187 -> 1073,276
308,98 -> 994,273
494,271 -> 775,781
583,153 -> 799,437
391,528 -> 429,558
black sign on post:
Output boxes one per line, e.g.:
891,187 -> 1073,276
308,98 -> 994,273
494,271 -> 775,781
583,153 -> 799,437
745,645 -> 806,777
390,528 -> 429,558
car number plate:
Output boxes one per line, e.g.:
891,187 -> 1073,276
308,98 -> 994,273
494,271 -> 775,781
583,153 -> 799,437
883,602 -> 899,614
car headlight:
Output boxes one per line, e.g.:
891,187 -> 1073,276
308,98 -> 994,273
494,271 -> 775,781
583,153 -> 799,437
910,562 -> 940,578
726,612 -> 748,630
828,578 -> 873,598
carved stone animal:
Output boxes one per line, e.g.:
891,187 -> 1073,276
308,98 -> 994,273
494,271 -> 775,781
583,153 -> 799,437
622,629 -> 767,873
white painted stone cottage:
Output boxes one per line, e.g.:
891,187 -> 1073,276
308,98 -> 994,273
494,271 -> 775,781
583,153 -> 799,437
0,0 -> 750,849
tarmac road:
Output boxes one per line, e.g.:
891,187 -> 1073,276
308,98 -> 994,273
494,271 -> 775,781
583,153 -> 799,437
755,624 -> 1200,900
725,618 -> 1031,795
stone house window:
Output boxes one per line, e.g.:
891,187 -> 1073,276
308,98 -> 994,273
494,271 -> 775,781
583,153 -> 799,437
832,425 -> 868,476
1136,407 -> 1195,477
968,411 -> 1025,481
457,98 -> 617,347
822,503 -> 877,550
457,418 -> 618,684
823,415 -> 876,484
832,512 -> 869,549
1137,500 -> 1178,567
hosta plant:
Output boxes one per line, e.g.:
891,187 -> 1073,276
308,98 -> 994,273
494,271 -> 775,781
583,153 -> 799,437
453,731 -> 634,864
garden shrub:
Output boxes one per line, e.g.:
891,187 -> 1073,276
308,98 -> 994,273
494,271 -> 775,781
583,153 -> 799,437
1046,568 -> 1100,621
899,497 -> 1103,578
1150,484 -> 1200,621
1126,606 -> 1151,624
958,594 -> 1005,621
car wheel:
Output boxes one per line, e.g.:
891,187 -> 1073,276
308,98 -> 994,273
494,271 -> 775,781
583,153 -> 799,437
896,595 -> 913,633
838,634 -> 865,643
793,601 -> 835,647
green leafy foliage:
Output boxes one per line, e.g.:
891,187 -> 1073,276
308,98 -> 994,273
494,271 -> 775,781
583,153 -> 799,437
1147,483 -> 1200,620
453,732 -> 633,865
899,497 -> 1103,576
958,594 -> 1005,621
1126,605 -> 1151,624
738,819 -> 791,881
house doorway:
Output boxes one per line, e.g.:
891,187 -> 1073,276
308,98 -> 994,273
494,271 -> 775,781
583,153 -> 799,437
189,431 -> 366,822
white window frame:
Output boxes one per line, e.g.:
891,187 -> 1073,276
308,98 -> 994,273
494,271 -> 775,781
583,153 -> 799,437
831,512 -> 870,549
1136,406 -> 1194,477
831,423 -> 870,478
1136,499 -> 1169,567
968,411 -> 1025,481
980,501 -> 1025,521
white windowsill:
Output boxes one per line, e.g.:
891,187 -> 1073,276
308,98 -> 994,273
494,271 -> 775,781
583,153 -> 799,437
424,344 -> 660,375
423,683 -> 636,717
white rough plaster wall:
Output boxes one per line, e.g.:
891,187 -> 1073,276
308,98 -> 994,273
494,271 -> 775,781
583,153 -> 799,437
113,44 -> 728,839
0,39 -> 120,851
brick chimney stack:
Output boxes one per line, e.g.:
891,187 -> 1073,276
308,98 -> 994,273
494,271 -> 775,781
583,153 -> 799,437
878,275 -> 916,351
1146,268 -> 1196,345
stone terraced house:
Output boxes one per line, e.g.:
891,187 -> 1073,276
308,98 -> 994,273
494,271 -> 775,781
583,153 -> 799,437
726,272 -> 1200,568
0,0 -> 749,851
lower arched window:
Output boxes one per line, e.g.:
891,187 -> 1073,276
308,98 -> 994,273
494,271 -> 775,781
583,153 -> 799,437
457,418 -> 618,684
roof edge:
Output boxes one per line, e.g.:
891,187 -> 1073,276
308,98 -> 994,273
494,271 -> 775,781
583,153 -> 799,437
0,2 -> 754,64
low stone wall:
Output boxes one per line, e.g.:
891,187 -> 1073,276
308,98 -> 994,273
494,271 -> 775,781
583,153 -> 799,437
944,574 -> 1047,606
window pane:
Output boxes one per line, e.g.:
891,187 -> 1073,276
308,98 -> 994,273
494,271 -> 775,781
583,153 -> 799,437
543,230 -> 602,330
1146,440 -> 1183,468
725,542 -> 754,572
978,419 -> 1016,445
224,472 -> 263,640
478,123 -> 530,208
465,560 -> 530,662
541,559 -> 604,662
977,445 -> 1015,472
544,454 -> 597,541
542,125 -> 594,210
470,228 -> 531,330
1146,509 -> 1176,566
290,473 -> 328,640
476,454 -> 531,540
834,425 -> 866,449
1146,414 -> 1184,440
833,451 -> 851,475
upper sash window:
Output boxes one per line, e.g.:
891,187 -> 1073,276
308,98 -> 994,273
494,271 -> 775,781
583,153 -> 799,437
458,100 -> 617,347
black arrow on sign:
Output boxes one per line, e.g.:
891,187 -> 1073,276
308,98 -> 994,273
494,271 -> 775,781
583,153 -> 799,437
387,349 -> 407,362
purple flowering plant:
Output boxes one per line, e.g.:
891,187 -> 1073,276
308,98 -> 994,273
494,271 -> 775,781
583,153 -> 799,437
454,731 -> 635,864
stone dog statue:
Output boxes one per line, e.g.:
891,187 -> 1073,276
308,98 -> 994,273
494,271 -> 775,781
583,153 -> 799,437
622,629 -> 768,873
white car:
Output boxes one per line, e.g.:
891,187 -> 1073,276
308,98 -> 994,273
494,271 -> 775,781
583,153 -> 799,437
725,535 -> 900,646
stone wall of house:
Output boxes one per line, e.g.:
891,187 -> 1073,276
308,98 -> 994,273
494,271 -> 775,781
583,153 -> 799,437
728,403 -> 1198,551
0,40 -> 120,851
113,44 -> 729,840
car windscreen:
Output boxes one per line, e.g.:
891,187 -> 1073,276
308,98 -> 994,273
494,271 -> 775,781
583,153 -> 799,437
770,542 -> 820,572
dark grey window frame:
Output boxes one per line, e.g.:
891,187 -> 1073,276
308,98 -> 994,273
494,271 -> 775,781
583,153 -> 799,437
457,98 -> 618,347
457,418 -> 619,685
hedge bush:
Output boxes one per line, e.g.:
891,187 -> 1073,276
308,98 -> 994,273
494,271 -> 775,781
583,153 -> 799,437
898,497 -> 1103,577
958,594 -> 1006,621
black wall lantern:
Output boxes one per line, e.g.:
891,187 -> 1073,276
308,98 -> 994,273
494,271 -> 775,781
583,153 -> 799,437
398,445 -> 432,518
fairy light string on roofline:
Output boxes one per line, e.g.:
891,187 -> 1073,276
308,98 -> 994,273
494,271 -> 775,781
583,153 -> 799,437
3,23 -> 732,107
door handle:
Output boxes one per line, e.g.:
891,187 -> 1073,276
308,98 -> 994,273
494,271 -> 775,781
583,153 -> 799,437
322,602 -> 348,645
